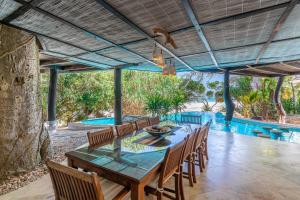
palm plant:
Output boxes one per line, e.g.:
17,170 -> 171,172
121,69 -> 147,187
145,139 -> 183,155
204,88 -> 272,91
144,93 -> 164,117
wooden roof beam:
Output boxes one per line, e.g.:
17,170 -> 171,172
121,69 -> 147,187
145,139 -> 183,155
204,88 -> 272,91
94,0 -> 195,71
12,0 -> 154,65
3,1 -> 124,64
231,70 -> 275,77
40,59 -> 72,67
182,0 -> 219,69
255,0 -> 299,64
1,21 -> 116,69
71,0 -> 300,60
245,65 -> 282,75
255,65 -> 290,75
281,61 -> 300,69
40,50 -> 111,69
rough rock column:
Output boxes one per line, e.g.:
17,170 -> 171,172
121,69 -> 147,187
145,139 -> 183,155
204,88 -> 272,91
224,69 -> 235,123
0,24 -> 51,177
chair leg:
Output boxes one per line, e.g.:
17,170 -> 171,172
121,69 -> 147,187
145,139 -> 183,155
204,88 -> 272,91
187,158 -> 193,187
205,140 -> 209,160
201,150 -> 206,170
157,191 -> 163,200
179,167 -> 185,200
192,153 -> 197,183
175,174 -> 180,200
198,150 -> 204,173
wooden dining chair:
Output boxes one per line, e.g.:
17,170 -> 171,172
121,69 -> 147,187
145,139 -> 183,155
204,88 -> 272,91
191,127 -> 205,183
115,123 -> 135,137
87,127 -> 114,146
46,160 -> 129,200
181,130 -> 198,188
193,122 -> 211,178
145,139 -> 187,200
201,121 -> 212,167
135,118 -> 150,130
148,116 -> 160,126
181,114 -> 202,125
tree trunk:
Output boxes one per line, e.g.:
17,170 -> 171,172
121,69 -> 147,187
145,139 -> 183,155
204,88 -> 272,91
0,24 -> 51,177
274,76 -> 286,123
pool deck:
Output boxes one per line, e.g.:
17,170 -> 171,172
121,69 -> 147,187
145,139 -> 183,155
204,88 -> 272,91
1,129 -> 300,200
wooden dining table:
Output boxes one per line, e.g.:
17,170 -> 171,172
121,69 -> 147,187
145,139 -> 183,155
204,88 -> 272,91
65,123 -> 199,200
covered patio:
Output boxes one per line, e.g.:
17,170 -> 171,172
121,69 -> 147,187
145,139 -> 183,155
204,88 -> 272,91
1,0 -> 300,199
2,0 -> 300,126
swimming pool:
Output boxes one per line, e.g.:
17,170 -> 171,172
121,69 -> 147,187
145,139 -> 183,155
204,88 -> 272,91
81,112 -> 300,144
81,117 -> 115,125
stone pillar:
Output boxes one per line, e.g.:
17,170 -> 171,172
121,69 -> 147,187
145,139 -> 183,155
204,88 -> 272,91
274,76 -> 286,123
0,24 -> 51,177
114,68 -> 122,125
47,67 -> 58,131
224,69 -> 235,123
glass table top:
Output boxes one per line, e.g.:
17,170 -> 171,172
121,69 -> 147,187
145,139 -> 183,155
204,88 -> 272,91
66,123 -> 199,181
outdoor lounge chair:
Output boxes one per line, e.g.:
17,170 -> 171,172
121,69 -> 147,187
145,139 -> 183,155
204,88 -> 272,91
148,116 -> 160,126
115,123 -> 135,137
46,160 -> 129,200
145,138 -> 187,200
87,127 -> 114,146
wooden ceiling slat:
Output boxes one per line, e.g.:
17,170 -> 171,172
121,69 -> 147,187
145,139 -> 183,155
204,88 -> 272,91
182,0 -> 219,68
12,0 -> 156,66
255,0 -> 299,64
3,0 -> 300,74
95,0 -> 195,71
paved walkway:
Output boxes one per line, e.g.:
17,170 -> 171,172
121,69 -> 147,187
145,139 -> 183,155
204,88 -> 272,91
1,130 -> 300,200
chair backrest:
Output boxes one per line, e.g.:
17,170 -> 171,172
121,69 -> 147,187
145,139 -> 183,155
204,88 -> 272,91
158,139 -> 186,186
115,123 -> 135,137
193,127 -> 205,150
135,118 -> 150,130
148,116 -> 160,126
181,114 -> 202,125
182,130 -> 198,161
203,120 -> 212,141
87,127 -> 114,146
46,160 -> 104,200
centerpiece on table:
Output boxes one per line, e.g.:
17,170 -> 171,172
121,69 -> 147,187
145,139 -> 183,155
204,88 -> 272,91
144,125 -> 172,137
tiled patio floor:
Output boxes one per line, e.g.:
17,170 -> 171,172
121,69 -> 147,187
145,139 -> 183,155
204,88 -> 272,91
1,130 -> 300,200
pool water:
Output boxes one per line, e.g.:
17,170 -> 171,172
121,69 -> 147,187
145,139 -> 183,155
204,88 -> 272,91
81,112 -> 300,144
82,117 -> 115,125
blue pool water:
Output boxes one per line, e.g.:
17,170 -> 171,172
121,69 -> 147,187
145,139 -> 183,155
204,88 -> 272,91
81,112 -> 300,144
82,117 -> 115,125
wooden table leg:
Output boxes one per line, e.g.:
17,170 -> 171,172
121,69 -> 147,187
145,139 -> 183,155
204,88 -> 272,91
67,158 -> 76,168
131,183 -> 144,200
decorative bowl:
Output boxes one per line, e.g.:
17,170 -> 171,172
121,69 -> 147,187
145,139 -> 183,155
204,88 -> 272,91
144,125 -> 171,137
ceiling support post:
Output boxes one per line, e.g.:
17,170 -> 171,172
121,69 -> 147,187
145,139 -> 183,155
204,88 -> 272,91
47,67 -> 58,131
114,68 -> 122,125
274,76 -> 286,123
224,69 -> 235,123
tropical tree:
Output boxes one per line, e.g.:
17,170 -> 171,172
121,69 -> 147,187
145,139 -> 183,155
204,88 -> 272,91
201,81 -> 223,111
41,71 -> 204,125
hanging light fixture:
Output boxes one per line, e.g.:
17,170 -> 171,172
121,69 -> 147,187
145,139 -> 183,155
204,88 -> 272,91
163,59 -> 176,76
152,43 -> 166,68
